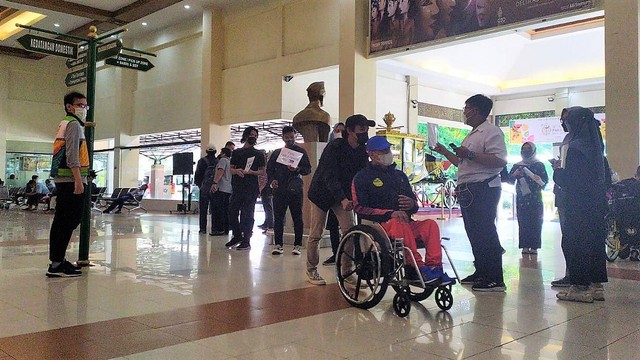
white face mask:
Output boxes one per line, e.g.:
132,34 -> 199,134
74,107 -> 87,121
333,132 -> 342,139
379,152 -> 394,166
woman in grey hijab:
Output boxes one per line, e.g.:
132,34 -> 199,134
553,106 -> 608,303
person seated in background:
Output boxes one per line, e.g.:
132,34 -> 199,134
45,179 -> 56,194
352,136 -> 455,285
103,184 -> 148,214
24,179 -> 39,210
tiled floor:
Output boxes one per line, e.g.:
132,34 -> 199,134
0,206 -> 639,359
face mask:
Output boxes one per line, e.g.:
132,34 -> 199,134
285,139 -> 295,147
521,150 -> 533,158
74,107 -> 87,121
333,132 -> 342,139
561,121 -> 568,132
379,152 -> 394,166
247,136 -> 257,145
356,132 -> 369,146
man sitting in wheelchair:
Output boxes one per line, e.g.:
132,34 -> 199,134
352,136 -> 455,286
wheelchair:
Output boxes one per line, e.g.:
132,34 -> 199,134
335,222 -> 459,317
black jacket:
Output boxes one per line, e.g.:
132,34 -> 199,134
266,144 -> 312,196
352,163 -> 418,223
308,138 -> 368,211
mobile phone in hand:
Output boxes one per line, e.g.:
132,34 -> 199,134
548,158 -> 558,165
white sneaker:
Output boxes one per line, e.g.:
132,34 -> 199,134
306,270 -> 326,285
556,285 -> 593,303
292,245 -> 302,255
271,245 -> 284,255
590,283 -> 605,301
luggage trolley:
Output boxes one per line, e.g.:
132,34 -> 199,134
335,223 -> 459,317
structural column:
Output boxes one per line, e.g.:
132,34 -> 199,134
338,0 -> 377,127
112,61 -> 140,187
605,0 -> 640,177
0,57 -> 7,179
202,8 -> 229,148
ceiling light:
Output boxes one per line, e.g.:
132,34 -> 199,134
0,10 -> 46,41
142,22 -> 148,26
54,23 -> 60,28
184,5 -> 191,9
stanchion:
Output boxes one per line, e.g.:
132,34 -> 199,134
437,185 -> 446,220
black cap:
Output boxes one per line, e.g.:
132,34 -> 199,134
345,114 -> 376,128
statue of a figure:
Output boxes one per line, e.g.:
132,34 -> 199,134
293,81 -> 331,142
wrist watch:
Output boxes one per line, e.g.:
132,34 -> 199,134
467,151 -> 476,160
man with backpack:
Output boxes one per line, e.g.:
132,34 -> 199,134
195,144 -> 218,234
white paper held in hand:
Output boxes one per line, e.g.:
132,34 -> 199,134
523,167 -> 545,186
244,156 -> 255,172
276,147 -> 303,168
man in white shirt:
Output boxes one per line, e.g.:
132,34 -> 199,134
433,94 -> 507,292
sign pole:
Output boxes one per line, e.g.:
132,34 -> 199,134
77,26 -> 99,266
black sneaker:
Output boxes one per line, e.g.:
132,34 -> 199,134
225,237 -> 242,248
64,259 -> 82,271
46,262 -> 82,278
460,273 -> 479,285
199,230 -> 206,234
236,242 -> 251,251
472,280 -> 506,292
322,255 -> 336,266
551,276 -> 571,287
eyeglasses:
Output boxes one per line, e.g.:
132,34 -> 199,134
73,103 -> 90,110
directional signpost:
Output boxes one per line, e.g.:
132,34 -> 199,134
16,24 -> 156,267
106,54 -> 155,72
17,34 -> 77,59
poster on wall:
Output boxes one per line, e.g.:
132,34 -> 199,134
20,157 -> 36,171
509,113 -> 606,145
369,0 -> 595,55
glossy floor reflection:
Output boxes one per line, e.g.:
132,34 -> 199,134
0,207 -> 639,359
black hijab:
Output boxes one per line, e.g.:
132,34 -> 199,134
562,106 -> 605,184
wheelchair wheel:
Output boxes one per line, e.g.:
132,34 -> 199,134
392,265 -> 434,302
336,225 -> 391,309
393,292 -> 411,318
435,285 -> 453,311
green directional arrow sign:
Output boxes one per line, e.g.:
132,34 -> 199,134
65,67 -> 87,87
66,51 -> 87,68
66,39 -> 122,68
17,34 -> 77,59
105,54 -> 155,72
96,39 -> 122,61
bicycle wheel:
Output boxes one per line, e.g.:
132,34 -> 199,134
605,216 -> 621,262
443,179 -> 457,209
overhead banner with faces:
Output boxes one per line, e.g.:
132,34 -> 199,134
369,0 -> 596,55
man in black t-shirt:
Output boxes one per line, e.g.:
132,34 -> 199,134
226,126 -> 266,250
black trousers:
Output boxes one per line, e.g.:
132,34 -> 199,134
460,183 -> 504,284
564,204 -> 608,285
228,190 -> 258,243
211,191 -> 230,233
273,192 -> 304,246
199,190 -> 212,232
49,182 -> 85,262
517,202 -> 543,249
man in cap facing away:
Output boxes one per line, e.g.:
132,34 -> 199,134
194,144 -> 218,234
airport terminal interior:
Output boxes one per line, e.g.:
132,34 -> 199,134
1,0 -> 640,359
